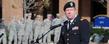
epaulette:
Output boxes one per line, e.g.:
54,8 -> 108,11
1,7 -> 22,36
80,19 -> 89,23
80,19 -> 84,21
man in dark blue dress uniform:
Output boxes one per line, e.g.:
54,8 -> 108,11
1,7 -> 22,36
57,1 -> 91,44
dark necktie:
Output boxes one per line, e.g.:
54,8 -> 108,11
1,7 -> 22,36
67,21 -> 71,30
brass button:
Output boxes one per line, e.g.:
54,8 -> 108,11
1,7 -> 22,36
67,43 -> 69,44
67,34 -> 69,36
67,38 -> 69,41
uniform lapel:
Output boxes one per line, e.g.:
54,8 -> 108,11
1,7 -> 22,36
67,15 -> 81,32
62,20 -> 68,34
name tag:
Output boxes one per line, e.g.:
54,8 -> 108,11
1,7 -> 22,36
72,26 -> 79,30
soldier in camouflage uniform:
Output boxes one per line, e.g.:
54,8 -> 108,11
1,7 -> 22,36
52,13 -> 63,44
8,16 -> 17,44
43,14 -> 53,44
22,13 -> 33,44
33,15 -> 44,44
0,19 -> 7,44
17,18 -> 25,44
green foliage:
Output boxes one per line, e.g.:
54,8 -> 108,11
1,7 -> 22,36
91,29 -> 104,35
91,28 -> 109,35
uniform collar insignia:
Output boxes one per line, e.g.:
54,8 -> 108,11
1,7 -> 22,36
70,15 -> 80,25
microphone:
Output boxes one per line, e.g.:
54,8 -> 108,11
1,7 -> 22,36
0,33 -> 4,38
50,23 -> 64,30
32,21 -> 66,44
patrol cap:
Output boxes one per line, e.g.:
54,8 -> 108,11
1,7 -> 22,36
64,1 -> 75,11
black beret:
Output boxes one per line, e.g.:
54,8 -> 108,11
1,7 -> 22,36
64,1 -> 75,11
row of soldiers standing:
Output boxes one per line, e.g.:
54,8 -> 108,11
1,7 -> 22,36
0,13 -> 65,44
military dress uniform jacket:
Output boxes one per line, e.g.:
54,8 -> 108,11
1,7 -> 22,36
57,15 -> 91,44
